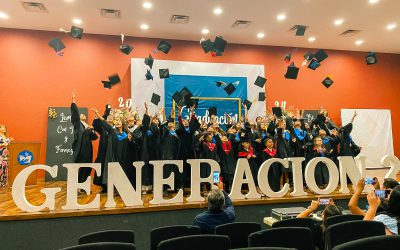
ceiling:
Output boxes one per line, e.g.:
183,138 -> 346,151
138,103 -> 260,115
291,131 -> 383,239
1,0 -> 400,53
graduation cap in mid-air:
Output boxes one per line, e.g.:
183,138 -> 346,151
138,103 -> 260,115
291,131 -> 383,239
308,59 -> 321,70
48,38 -> 65,55
254,76 -> 267,88
200,36 -> 227,57
284,54 -> 291,63
224,83 -> 236,95
159,69 -> 170,79
295,25 -> 307,36
243,99 -> 252,110
151,93 -> 161,106
322,77 -> 334,88
119,34 -> 133,55
157,40 -> 172,54
70,26 -> 83,39
144,54 -> 154,69
145,69 -> 153,80
101,73 -> 121,89
272,107 -> 283,118
284,62 -> 299,79
258,92 -> 266,101
314,49 -> 328,62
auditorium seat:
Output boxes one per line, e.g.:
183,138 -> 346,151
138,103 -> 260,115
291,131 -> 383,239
248,227 -> 314,250
232,247 -> 297,250
78,230 -> 134,245
150,225 -> 201,250
332,235 -> 400,250
215,222 -> 261,248
272,218 -> 320,247
157,234 -> 230,250
324,214 -> 363,229
324,220 -> 386,250
60,242 -> 135,250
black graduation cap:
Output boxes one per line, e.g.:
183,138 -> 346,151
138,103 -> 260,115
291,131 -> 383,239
144,54 -> 154,69
295,25 -> 307,36
70,26 -> 83,39
208,107 -> 217,116
254,76 -> 267,88
224,83 -> 236,95
102,80 -> 112,89
179,87 -> 193,106
322,77 -> 334,88
108,74 -> 121,85
214,36 -> 227,52
284,62 -> 299,79
145,69 -> 153,80
201,39 -> 214,53
159,69 -> 170,79
314,49 -> 328,62
366,52 -> 377,65
216,81 -> 226,87
308,59 -> 321,70
120,44 -> 133,55
272,107 -> 283,118
284,54 -> 291,63
304,51 -> 314,61
48,38 -> 65,53
157,40 -> 171,54
151,93 -> 161,106
243,99 -> 252,110
172,91 -> 182,103
258,92 -> 266,101
239,128 -> 252,142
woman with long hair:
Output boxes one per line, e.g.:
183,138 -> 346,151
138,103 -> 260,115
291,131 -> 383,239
0,124 -> 13,188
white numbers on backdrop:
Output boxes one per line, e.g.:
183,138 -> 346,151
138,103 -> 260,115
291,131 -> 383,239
274,100 -> 287,110
118,97 -> 133,109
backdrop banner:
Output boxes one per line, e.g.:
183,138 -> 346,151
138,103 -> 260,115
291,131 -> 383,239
341,109 -> 394,169
131,59 -> 265,121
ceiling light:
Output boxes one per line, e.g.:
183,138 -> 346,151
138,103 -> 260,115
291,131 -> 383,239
369,0 -> 380,4
334,19 -> 344,26
72,18 -> 82,25
308,36 -> 316,42
387,23 -> 397,30
0,12 -> 9,20
257,32 -> 265,39
140,24 -> 149,30
213,8 -> 223,15
277,13 -> 286,21
355,40 -> 364,45
143,2 -> 152,9
201,28 -> 209,35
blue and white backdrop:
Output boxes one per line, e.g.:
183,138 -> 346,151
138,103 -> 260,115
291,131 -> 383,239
131,59 -> 265,123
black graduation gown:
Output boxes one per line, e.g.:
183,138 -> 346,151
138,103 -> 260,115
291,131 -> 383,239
339,123 -> 360,157
160,123 -> 180,183
218,136 -> 237,183
238,146 -> 259,186
71,102 -> 98,183
310,148 -> 330,185
261,148 -> 281,192
199,138 -> 220,178
275,128 -> 292,173
176,114 -> 200,187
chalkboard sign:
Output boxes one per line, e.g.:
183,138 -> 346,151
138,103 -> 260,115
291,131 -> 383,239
45,107 -> 87,181
303,110 -> 319,123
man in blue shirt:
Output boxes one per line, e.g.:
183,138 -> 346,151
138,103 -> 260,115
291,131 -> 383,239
193,183 -> 235,233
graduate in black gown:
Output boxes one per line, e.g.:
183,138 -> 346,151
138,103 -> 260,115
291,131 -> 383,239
176,105 -> 200,189
338,111 -> 361,157
310,136 -> 330,187
219,131 -> 237,193
70,92 -> 98,186
160,107 -> 181,192
261,137 -> 281,192
198,131 -> 220,192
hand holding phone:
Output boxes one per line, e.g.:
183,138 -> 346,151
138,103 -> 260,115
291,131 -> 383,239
374,189 -> 390,199
319,198 -> 330,205
213,171 -> 220,184
365,178 -> 376,185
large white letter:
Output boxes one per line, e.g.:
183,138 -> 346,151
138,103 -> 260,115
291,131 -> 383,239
12,164 -> 61,212
305,157 -> 339,195
258,158 -> 290,198
105,162 -> 144,207
229,158 -> 261,200
149,160 -> 183,205
62,163 -> 101,210
289,157 -> 308,196
338,156 -> 366,193
186,159 -> 220,202
381,155 -> 400,179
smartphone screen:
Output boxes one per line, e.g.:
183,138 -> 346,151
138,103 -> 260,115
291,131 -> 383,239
375,190 -> 386,198
365,178 -> 375,185
213,171 -> 220,184
319,198 -> 330,205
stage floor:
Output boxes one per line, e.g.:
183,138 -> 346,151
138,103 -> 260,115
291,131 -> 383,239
0,181 -> 362,221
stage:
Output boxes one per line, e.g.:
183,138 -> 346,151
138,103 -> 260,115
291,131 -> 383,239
0,181 -> 367,250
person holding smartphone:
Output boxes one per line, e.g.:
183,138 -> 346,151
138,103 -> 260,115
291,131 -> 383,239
193,181 -> 235,233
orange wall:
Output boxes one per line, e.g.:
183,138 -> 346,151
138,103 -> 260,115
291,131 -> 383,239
1,27 -> 400,169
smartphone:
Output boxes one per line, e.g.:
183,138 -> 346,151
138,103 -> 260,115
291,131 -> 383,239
213,171 -> 220,184
375,189 -> 390,199
319,198 -> 330,205
365,178 -> 376,185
